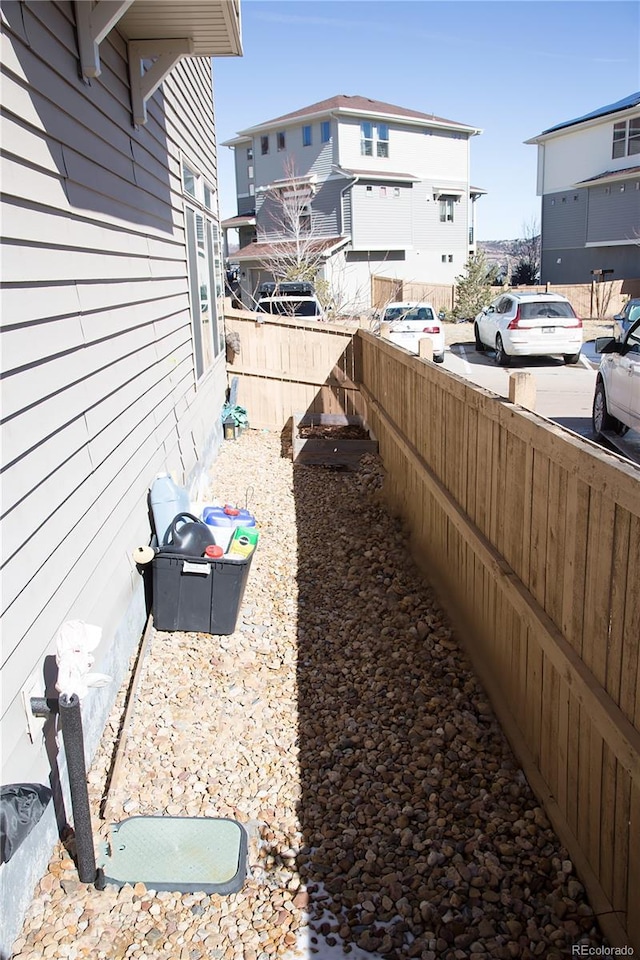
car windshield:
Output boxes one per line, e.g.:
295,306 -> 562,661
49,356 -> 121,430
520,301 -> 576,320
386,307 -> 435,323
258,299 -> 320,317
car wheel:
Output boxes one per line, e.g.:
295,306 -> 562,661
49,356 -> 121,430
563,353 -> 581,365
474,323 -> 485,352
495,334 -> 510,366
592,378 -> 627,436
434,353 -> 445,364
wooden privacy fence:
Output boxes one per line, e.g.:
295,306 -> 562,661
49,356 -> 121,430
371,275 -> 640,319
224,307 -> 365,428
225,308 -> 640,950
358,333 -> 640,951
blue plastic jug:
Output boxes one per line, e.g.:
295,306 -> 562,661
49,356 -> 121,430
202,504 -> 256,551
150,474 -> 190,545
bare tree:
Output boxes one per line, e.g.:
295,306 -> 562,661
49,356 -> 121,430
255,157 -> 328,286
509,218 -> 541,285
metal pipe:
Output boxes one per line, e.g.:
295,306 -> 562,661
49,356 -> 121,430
58,693 -> 97,883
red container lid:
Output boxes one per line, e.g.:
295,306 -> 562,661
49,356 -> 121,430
204,544 -> 224,558
224,505 -> 240,516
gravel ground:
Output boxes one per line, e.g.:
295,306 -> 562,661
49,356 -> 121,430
12,433 -> 605,960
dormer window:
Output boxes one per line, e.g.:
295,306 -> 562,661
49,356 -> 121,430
612,117 -> 640,158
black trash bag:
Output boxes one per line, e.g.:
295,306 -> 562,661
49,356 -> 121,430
1,783 -> 52,863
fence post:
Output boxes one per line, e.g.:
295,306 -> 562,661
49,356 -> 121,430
508,372 -> 536,410
418,337 -> 434,361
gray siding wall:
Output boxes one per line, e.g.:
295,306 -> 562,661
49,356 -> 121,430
350,181 -> 414,249
256,176 -> 344,238
541,245 -> 640,284
541,184 -> 640,282
542,190 -> 589,249
249,119 -> 335,193
0,3 -> 227,951
586,182 -> 640,244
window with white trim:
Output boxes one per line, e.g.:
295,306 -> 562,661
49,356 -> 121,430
439,197 -> 455,222
320,121 -> 330,143
377,123 -> 389,158
302,125 -> 312,147
360,121 -> 390,158
612,117 -> 640,158
182,161 -> 223,379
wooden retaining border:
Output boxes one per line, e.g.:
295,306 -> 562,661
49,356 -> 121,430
224,308 -> 640,950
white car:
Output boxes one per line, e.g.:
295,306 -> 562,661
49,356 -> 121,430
592,318 -> 640,437
256,280 -> 324,321
380,301 -> 445,363
474,291 -> 583,366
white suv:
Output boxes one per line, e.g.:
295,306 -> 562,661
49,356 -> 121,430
474,291 -> 583,366
256,280 -> 324,321
592,318 -> 640,437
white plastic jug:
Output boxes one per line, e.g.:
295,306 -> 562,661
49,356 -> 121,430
149,473 -> 189,545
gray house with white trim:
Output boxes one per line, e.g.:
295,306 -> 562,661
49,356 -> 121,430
0,2 -> 241,954
222,95 -> 484,311
526,93 -> 640,283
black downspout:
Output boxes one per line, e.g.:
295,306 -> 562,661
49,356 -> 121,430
57,694 -> 97,883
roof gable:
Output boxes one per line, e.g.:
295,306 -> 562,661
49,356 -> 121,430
235,94 -> 479,136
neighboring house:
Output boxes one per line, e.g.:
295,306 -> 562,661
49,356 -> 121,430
0,2 -> 241,955
221,95 -> 483,311
526,92 -> 640,284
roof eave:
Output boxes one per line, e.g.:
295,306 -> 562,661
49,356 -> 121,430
118,0 -> 243,57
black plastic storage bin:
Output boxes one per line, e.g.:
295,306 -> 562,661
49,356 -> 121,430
152,552 -> 254,635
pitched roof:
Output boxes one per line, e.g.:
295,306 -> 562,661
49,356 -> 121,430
536,92 -> 640,138
232,236 -> 348,262
234,94 -> 479,136
575,165 -> 640,185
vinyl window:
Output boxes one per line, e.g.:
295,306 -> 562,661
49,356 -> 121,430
302,125 -> 312,147
612,118 -> 640,158
360,121 -> 390,158
439,197 -> 455,222
277,131 -> 286,151
320,121 -> 331,143
261,135 -> 269,155
183,162 -> 223,379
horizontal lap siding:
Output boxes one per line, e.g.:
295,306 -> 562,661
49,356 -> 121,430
1,2 -> 226,784
357,331 -> 640,950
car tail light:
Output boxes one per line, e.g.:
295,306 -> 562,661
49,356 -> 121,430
507,307 -> 522,330
423,325 -> 440,334
567,316 -> 582,328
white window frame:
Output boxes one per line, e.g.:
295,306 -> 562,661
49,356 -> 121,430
612,118 -> 640,158
182,159 -> 223,380
361,121 -> 390,158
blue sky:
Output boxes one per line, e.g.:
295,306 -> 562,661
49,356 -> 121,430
213,1 -> 640,241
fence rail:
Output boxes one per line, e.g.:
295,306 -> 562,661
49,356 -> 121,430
224,308 -> 640,951
371,275 -> 640,319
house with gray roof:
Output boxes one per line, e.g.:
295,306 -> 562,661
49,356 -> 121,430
222,95 -> 484,311
526,93 -> 640,283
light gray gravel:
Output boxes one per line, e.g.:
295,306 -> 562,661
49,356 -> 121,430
12,431 -> 605,960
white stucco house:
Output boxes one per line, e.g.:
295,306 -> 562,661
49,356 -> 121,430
0,2 -> 241,955
526,92 -> 640,283
222,94 -> 484,311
